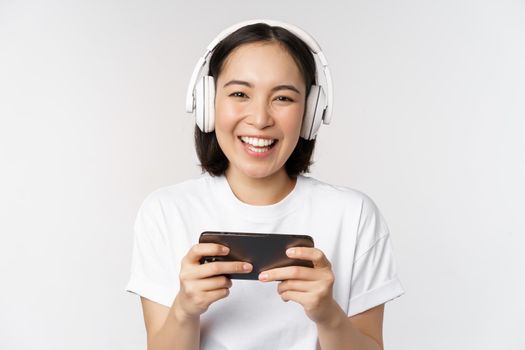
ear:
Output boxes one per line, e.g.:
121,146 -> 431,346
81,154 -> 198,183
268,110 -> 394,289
301,85 -> 326,140
195,75 -> 216,132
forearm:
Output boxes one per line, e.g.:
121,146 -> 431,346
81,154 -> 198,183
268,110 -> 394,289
316,307 -> 382,350
147,308 -> 200,350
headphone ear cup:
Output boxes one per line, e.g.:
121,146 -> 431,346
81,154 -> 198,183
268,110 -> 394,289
301,85 -> 327,140
194,76 -> 216,132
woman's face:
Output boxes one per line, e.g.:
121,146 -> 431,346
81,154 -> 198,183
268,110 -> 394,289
214,42 -> 306,181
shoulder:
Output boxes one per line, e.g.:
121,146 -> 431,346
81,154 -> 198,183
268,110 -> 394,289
300,175 -> 377,209
139,174 -> 215,211
300,176 -> 386,232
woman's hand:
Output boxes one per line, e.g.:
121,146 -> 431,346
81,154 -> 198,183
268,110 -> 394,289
172,243 -> 253,322
258,247 -> 341,325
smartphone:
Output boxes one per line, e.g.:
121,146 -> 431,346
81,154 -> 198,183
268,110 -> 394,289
199,231 -> 315,280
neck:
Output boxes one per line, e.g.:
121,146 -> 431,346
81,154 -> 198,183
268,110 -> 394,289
225,168 -> 297,206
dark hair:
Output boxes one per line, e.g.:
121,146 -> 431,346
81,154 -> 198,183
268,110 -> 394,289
194,23 -> 317,176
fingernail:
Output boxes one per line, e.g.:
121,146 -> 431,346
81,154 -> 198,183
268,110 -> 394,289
243,263 -> 252,271
259,272 -> 268,281
222,246 -> 229,253
287,248 -> 296,256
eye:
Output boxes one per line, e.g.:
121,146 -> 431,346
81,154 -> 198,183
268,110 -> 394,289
275,96 -> 294,102
230,91 -> 248,98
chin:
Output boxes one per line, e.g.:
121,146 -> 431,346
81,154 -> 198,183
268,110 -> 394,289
241,169 -> 274,179
237,164 -> 281,180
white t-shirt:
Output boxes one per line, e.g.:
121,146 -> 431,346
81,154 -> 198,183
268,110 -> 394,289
125,174 -> 404,349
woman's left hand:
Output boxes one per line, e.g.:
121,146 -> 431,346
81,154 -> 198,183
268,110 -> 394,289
258,247 -> 340,325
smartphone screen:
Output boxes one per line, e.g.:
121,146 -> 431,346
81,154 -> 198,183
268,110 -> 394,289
199,231 -> 315,280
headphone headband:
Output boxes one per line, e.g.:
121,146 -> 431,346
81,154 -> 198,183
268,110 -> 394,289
185,19 -> 333,128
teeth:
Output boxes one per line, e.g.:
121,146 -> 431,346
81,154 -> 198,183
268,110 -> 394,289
240,136 -> 276,147
249,146 -> 268,153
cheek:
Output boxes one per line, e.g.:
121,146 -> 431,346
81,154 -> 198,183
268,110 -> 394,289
214,99 -> 242,155
276,105 -> 304,136
214,99 -> 243,131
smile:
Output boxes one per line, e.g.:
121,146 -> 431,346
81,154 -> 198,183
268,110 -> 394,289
239,136 -> 276,147
239,136 -> 278,155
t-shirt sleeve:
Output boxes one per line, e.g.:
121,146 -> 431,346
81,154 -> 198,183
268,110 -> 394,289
347,195 -> 405,317
125,193 -> 178,308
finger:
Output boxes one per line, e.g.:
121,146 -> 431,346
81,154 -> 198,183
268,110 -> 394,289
204,288 -> 231,304
277,279 -> 313,294
286,247 -> 331,269
279,290 -> 309,305
191,260 -> 253,279
259,265 -> 318,282
183,243 -> 230,264
188,275 -> 232,292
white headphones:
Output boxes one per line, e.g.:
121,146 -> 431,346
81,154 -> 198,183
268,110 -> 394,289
185,19 -> 333,140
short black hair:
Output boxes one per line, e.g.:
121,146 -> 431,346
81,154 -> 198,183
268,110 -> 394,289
194,23 -> 317,177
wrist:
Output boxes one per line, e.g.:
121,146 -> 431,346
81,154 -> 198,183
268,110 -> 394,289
171,295 -> 200,325
315,300 -> 348,330
172,307 -> 199,325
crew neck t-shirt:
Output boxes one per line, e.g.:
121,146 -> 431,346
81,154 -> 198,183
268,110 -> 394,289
125,174 -> 404,349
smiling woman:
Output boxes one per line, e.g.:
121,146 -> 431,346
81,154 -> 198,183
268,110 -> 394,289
195,23 -> 319,180
125,19 -> 404,350
214,42 -> 306,191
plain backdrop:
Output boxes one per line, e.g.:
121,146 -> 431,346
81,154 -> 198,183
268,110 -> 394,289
1,0 -> 524,349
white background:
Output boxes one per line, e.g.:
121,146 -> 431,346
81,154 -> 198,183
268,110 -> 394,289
1,0 -> 524,349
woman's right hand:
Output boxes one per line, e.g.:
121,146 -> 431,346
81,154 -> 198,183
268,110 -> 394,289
172,243 -> 252,322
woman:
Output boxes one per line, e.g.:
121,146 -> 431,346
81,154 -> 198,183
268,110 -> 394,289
126,19 -> 404,350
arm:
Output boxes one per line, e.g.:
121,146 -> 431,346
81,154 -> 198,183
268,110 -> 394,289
139,243 -> 253,350
141,297 -> 200,350
316,303 -> 384,350
259,247 -> 385,350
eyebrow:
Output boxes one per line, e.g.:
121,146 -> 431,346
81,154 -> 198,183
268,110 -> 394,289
222,80 -> 301,94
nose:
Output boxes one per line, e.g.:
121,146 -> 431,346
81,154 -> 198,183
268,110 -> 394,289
246,98 -> 274,129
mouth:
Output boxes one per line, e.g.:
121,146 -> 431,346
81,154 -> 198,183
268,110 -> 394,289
238,136 -> 278,154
